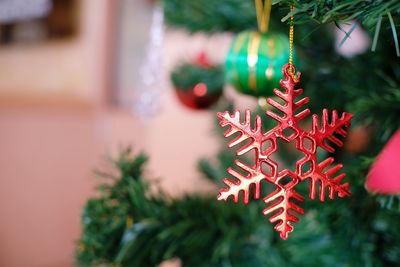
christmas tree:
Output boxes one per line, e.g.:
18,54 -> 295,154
76,1 -> 400,266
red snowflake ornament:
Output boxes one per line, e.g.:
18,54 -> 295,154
217,64 -> 353,240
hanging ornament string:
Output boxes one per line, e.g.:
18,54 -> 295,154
288,5 -> 298,82
255,0 -> 272,33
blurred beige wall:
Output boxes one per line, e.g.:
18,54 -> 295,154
0,1 -> 112,266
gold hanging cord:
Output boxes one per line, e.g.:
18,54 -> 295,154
255,0 -> 272,33
288,5 -> 298,82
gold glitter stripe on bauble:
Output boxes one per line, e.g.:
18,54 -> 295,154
267,37 -> 276,57
265,36 -> 276,81
231,33 -> 247,90
248,32 -> 261,91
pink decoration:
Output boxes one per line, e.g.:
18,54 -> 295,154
366,130 -> 400,194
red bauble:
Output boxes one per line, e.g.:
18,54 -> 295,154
175,83 -> 222,110
366,130 -> 400,194
172,52 -> 223,110
216,64 -> 353,240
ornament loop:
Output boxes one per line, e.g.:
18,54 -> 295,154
255,0 -> 272,33
285,63 -> 299,84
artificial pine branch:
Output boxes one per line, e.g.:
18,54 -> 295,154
77,149 -> 269,267
163,0 -> 258,33
163,0 -> 399,54
277,0 -> 400,27
350,86 -> 400,141
77,145 -> 400,267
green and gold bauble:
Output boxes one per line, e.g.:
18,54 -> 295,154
225,31 -> 294,97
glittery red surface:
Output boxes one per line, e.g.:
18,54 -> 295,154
216,64 -> 353,240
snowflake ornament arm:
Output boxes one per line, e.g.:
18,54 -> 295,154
216,64 -> 353,240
